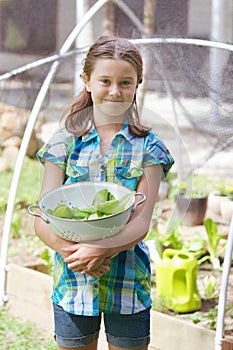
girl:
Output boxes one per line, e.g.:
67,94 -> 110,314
35,36 -> 174,350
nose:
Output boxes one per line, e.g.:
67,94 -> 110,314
109,83 -> 121,97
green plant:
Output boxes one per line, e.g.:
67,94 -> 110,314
11,211 -> 23,238
146,218 -> 207,261
202,275 -> 219,300
188,311 -> 202,324
182,236 -> 206,261
151,288 -> 168,313
0,306 -> 57,350
188,304 -> 233,330
214,182 -> 227,196
214,183 -> 233,199
144,226 -> 164,259
198,218 -> 226,269
40,248 -> 54,275
0,157 -> 41,213
168,175 -> 213,200
226,185 -> 233,201
161,226 -> 183,250
145,224 -> 183,253
203,304 -> 233,329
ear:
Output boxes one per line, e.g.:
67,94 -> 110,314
82,73 -> 91,92
85,82 -> 91,92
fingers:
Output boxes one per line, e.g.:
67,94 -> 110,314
103,257 -> 111,265
62,243 -> 80,253
86,265 -> 110,277
67,262 -> 110,276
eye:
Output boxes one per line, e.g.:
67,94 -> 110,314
120,81 -> 131,86
101,79 -> 110,85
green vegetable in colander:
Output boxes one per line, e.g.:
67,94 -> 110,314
49,189 -> 134,220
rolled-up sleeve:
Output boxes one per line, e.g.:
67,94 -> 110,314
143,132 -> 174,179
36,127 -> 72,170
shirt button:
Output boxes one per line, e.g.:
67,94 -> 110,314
94,283 -> 99,288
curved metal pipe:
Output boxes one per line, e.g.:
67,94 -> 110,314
215,215 -> 233,350
1,38 -> 233,83
0,48 -> 87,81
131,37 -> 233,52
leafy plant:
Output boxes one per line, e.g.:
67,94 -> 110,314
226,185 -> 233,201
213,183 -> 233,200
168,175 -> 214,200
0,157 -> 41,213
214,182 -> 227,196
11,211 -> 23,238
144,227 -> 164,259
160,226 -> 183,250
203,304 -> 233,329
182,236 -> 206,261
202,275 -> 219,300
188,304 -> 233,330
151,288 -> 168,313
198,218 -> 226,269
40,248 -> 54,275
188,311 -> 202,324
0,306 -> 57,349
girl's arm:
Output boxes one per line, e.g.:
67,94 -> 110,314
63,164 -> 163,274
34,161 -> 77,256
34,160 -> 111,275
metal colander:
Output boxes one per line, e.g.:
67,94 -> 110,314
28,181 -> 146,242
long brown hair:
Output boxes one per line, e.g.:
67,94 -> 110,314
63,36 -> 151,137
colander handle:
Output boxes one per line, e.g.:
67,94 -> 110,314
131,192 -> 147,212
27,205 -> 50,224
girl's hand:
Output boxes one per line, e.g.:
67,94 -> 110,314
62,244 -> 113,275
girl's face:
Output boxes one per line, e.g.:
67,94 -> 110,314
84,58 -> 138,120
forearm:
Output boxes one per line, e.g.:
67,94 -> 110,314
82,211 -> 151,256
34,217 -> 75,257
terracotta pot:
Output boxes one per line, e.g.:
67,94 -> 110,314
220,199 -> 233,224
222,338 -> 233,350
208,192 -> 227,216
176,194 -> 208,226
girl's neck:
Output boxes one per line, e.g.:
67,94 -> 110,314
95,123 -> 123,142
95,122 -> 123,157
93,111 -> 125,142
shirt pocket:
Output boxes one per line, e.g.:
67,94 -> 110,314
65,164 -> 89,183
115,166 -> 143,191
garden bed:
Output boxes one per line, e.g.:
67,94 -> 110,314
1,158 -> 233,349
5,264 -> 233,350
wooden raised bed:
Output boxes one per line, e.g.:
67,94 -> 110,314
5,264 -> 233,350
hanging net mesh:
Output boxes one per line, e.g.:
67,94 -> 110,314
1,39 -> 233,177
137,40 -> 233,176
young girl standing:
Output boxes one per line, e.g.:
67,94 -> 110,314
35,36 -> 174,350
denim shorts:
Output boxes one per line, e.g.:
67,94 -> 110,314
53,303 -> 151,348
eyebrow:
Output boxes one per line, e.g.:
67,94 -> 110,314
98,75 -> 135,80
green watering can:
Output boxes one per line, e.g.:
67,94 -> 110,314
155,249 -> 201,313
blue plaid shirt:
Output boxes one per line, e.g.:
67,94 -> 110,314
37,122 -> 174,315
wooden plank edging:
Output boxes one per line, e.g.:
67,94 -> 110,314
5,264 -> 233,350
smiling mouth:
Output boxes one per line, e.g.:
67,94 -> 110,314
104,101 -> 122,103
104,99 -> 124,102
